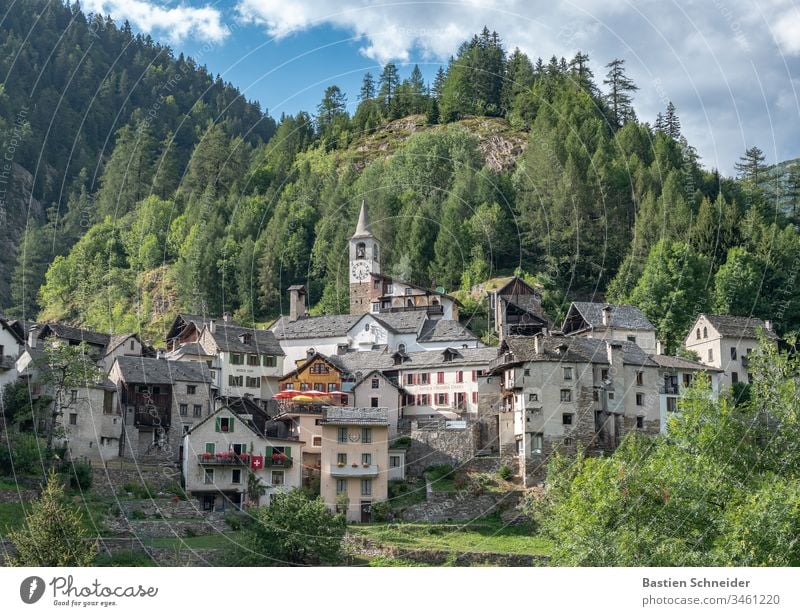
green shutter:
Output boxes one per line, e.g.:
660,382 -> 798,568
229,417 -> 234,432
215,418 -> 221,432
285,446 -> 291,460
205,443 -> 215,454
265,446 -> 273,458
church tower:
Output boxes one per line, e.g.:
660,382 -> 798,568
349,200 -> 380,315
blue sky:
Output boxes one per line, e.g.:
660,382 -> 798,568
82,1 -> 800,175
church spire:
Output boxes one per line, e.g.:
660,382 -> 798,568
351,200 -> 373,239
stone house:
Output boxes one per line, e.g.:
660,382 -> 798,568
350,370 -> 402,438
488,334 -> 661,486
561,302 -> 659,355
486,276 -> 551,339
108,356 -> 214,462
650,354 -> 722,432
683,314 -> 778,389
318,406 -> 389,523
182,404 -> 303,511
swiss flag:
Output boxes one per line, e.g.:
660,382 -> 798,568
251,455 -> 264,470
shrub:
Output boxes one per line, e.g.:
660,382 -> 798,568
68,462 -> 93,491
0,433 -> 46,475
225,511 -> 247,531
118,481 -> 154,499
94,550 -> 154,567
129,509 -> 146,520
166,481 -> 187,500
390,436 -> 411,448
424,464 -> 454,482
498,464 -> 514,481
371,500 -> 392,523
184,527 -> 198,538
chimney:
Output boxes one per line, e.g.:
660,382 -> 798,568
606,340 -> 623,369
222,311 -> 231,323
764,320 -> 773,332
28,325 -> 38,349
602,305 -> 612,327
208,319 -> 216,334
656,340 -> 664,355
289,285 -> 307,322
533,333 -> 541,355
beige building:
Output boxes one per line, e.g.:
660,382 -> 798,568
182,404 -> 303,511
683,314 -> 778,389
488,335 -> 660,486
561,302 -> 659,355
350,370 -> 402,438
319,406 -> 389,523
273,405 -> 325,487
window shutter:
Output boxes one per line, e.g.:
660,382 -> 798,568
215,418 -> 220,432
265,446 -> 273,458
285,446 -> 292,459
205,443 -> 215,454
229,418 -> 234,432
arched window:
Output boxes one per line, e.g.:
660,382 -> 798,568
364,323 -> 370,332
696,328 -> 701,340
406,298 -> 414,308
356,242 -> 366,258
432,299 -> 439,306
703,327 -> 707,338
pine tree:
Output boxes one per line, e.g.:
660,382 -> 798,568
784,164 -> 800,220
502,48 -> 534,115
654,112 -> 666,133
734,146 -> 767,184
603,59 -> 638,128
316,85 -> 348,134
378,63 -> 400,115
358,72 -> 375,101
664,101 -> 681,139
568,51 -> 594,90
432,66 -> 446,100
9,470 -> 97,566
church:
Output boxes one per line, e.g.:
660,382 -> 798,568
348,201 -> 459,320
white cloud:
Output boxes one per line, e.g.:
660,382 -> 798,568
84,1 -> 229,43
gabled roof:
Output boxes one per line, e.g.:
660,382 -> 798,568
187,402 -> 304,442
203,323 -> 284,355
38,322 -> 110,348
165,342 -> 214,360
701,314 -> 778,339
493,275 -> 541,298
352,369 -> 403,391
563,302 -> 656,333
651,354 -> 723,372
321,405 -> 388,425
166,313 -> 237,342
417,319 -> 480,343
271,314 -> 362,340
105,333 -> 140,355
330,346 -> 497,375
280,352 -> 346,382
7,319 -> 38,341
0,317 -> 24,345
112,356 -> 213,385
370,273 -> 463,307
352,311 -> 429,335
492,335 -> 657,372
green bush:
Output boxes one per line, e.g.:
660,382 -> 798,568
94,550 -> 154,567
165,481 -> 187,500
118,481 -> 154,499
225,511 -> 247,531
184,527 -> 198,538
68,462 -> 93,491
0,433 -> 46,475
371,500 -> 392,523
424,464 -> 455,482
390,436 -> 412,448
498,464 -> 514,481
129,509 -> 146,520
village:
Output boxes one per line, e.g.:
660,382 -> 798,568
0,202 -> 779,563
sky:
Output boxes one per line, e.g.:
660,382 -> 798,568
81,0 -> 800,175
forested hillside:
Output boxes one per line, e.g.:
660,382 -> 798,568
0,0 -> 274,310
3,6 -> 799,350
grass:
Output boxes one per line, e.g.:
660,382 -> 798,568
143,531 -> 245,549
424,465 -> 459,493
0,499 -> 114,538
0,502 -> 28,537
386,479 -> 426,510
350,521 -> 552,557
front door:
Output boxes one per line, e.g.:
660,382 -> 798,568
360,500 -> 371,523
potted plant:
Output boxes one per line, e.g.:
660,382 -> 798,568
336,461 -> 345,468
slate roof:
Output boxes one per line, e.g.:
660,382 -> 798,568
271,314 -> 362,340
39,323 -> 110,348
651,354 -> 723,372
0,317 -> 24,345
204,323 -> 284,355
566,302 -> 656,332
165,342 -> 213,359
370,311 -> 428,334
106,333 -> 138,355
321,406 -> 389,425
330,346 -> 497,375
703,314 -> 778,339
492,335 -> 658,371
8,319 -> 38,340
113,356 -> 213,385
417,319 -> 480,343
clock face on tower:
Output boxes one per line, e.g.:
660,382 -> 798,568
351,261 -> 370,282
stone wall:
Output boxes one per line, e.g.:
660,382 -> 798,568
0,488 -> 38,503
406,422 -> 480,477
401,491 -> 501,522
91,461 -> 181,498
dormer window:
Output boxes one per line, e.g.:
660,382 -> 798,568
238,333 -> 251,344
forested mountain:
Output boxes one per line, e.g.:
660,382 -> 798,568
3,8 -> 799,351
0,0 -> 274,310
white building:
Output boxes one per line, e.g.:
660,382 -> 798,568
182,404 -> 303,511
561,302 -> 659,355
650,354 -> 722,433
0,317 -> 24,392
683,314 -> 778,389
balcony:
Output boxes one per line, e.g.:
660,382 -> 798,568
383,304 -> 444,316
659,384 -> 679,395
329,463 -> 379,478
133,410 -> 172,428
197,453 -> 251,466
265,455 -> 293,468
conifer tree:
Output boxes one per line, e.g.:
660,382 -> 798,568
734,145 -> 767,184
378,63 -> 400,115
664,101 -> 681,139
603,59 -> 638,128
359,72 -> 376,101
432,66 -> 446,100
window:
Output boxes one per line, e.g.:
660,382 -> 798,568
186,385 -> 196,395
310,362 -> 330,374
456,371 -> 464,383
283,383 -> 294,390
564,437 -> 574,446
337,453 -> 347,465
420,373 -> 429,385
406,374 -> 414,385
228,375 -> 243,387
731,371 -> 738,384
562,413 -> 573,425
300,382 -> 309,391
560,389 -> 571,402
593,390 -> 599,401
361,479 -> 372,496
328,383 -> 337,392
708,349 -> 713,362
472,391 -> 478,404
703,327 -> 708,338
205,443 -> 216,454
362,453 -> 372,466
472,370 -> 478,382
246,354 -> 259,366
231,469 -> 241,484
179,404 -> 188,416
601,368 -> 609,381
417,394 -> 430,406
627,335 -> 636,344
216,417 -> 233,433
666,397 -> 678,413
204,469 -> 214,484
129,339 -> 135,351
636,393 -> 644,406
531,433 -> 543,454
636,371 -> 644,386
313,436 -> 322,447
683,373 -> 693,387
696,328 -> 701,340
524,368 -> 530,377
271,471 -> 284,486
362,428 -> 372,443
436,393 -> 449,406
338,428 -> 348,443
70,390 -> 78,403
231,353 -> 243,365
437,371 -> 445,384
636,416 -> 644,429
69,413 -> 77,425
263,354 -> 277,367
371,397 -> 379,408
356,242 -> 366,258
245,376 -> 261,388
193,405 -> 202,417
608,392 -> 615,400
371,378 -> 380,389
529,393 -> 538,402
563,367 -> 572,380
730,347 -> 737,360
390,455 -> 401,468
336,479 -> 347,494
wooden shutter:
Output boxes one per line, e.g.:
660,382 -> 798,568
215,417 -> 221,432
228,417 -> 234,432
285,446 -> 292,459
205,443 -> 215,454
265,446 -> 273,458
